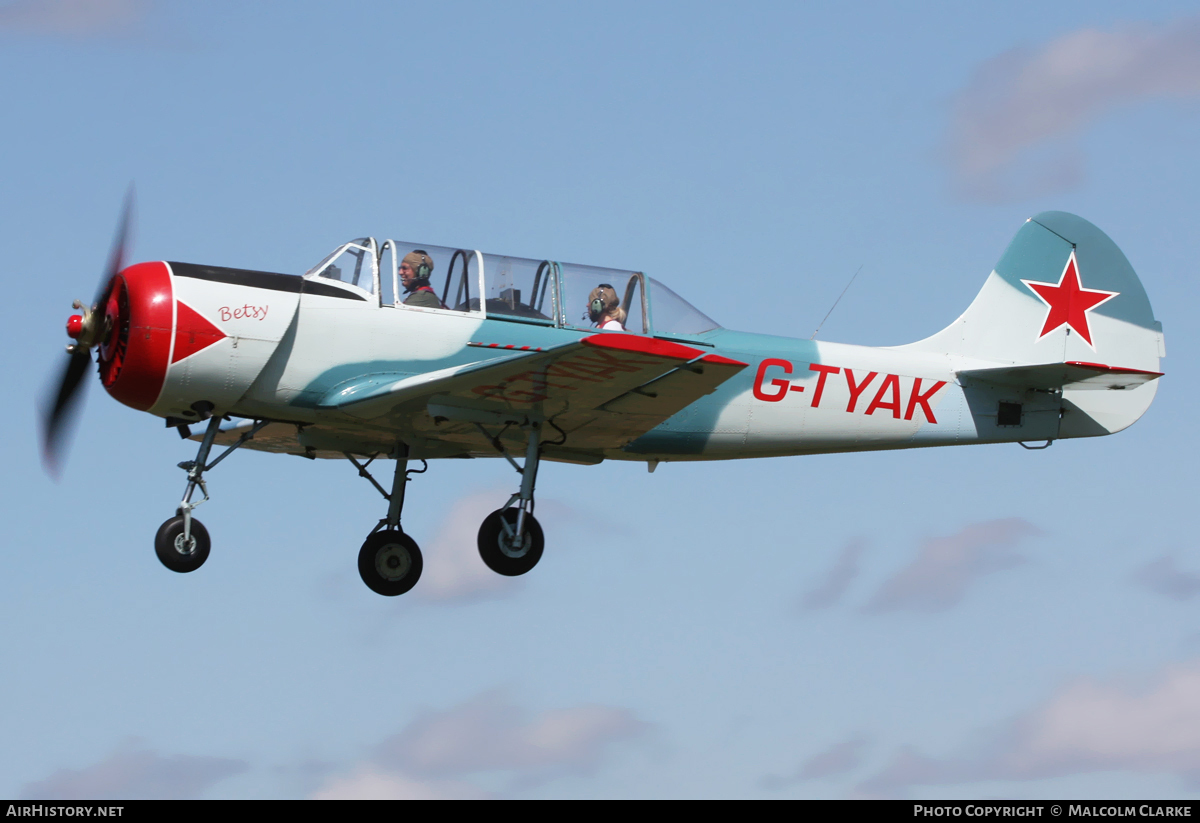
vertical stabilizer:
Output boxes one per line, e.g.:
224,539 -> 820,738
902,213 -> 1164,436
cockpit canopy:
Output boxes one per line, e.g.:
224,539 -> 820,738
302,237 -> 720,337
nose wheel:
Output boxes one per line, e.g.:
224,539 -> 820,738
154,515 -> 211,573
153,413 -> 268,575
358,530 -> 423,596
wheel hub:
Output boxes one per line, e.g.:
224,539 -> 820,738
498,528 -> 531,559
375,544 -> 412,581
173,532 -> 197,556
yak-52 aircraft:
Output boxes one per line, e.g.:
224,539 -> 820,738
43,203 -> 1164,595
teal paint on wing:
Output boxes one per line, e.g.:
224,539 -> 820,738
293,317 -> 584,406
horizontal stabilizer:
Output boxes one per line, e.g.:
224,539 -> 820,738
958,361 -> 1163,392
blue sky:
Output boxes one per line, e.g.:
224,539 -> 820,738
3,0 -> 1200,799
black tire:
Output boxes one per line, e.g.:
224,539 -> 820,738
358,530 -> 423,596
477,508 -> 544,576
154,515 -> 211,573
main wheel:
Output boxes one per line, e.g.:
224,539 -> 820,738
477,508 -> 544,576
358,530 -> 423,596
154,515 -> 211,573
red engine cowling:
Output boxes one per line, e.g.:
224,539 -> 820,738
97,261 -> 174,411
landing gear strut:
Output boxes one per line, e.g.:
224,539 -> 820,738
477,420 -> 546,576
154,413 -> 268,574
350,445 -> 426,596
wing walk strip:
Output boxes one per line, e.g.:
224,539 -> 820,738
468,341 -> 546,352
317,335 -> 749,450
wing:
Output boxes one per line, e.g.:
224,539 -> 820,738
957,361 -> 1163,391
321,334 -> 748,459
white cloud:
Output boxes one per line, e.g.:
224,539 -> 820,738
311,690 -> 649,798
416,491 -> 576,603
801,539 -> 866,610
416,490 -> 514,603
1132,555 -> 1200,601
0,0 -> 150,37
863,518 -> 1036,613
763,734 -> 870,789
860,660 -> 1200,796
311,767 -> 489,800
797,734 -> 870,780
947,18 -> 1200,201
1014,665 -> 1200,775
376,690 -> 649,777
20,740 -> 246,800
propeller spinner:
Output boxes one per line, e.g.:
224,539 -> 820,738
41,189 -> 135,476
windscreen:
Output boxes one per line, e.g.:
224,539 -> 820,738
647,277 -> 720,335
304,238 -> 377,293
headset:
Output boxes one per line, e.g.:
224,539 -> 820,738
589,283 -> 616,322
411,250 -> 432,280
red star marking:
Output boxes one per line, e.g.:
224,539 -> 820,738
1021,251 -> 1118,349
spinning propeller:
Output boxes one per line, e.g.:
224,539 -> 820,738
41,189 -> 135,477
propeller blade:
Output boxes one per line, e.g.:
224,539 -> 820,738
43,186 -> 135,478
94,186 -> 135,308
40,349 -> 92,478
